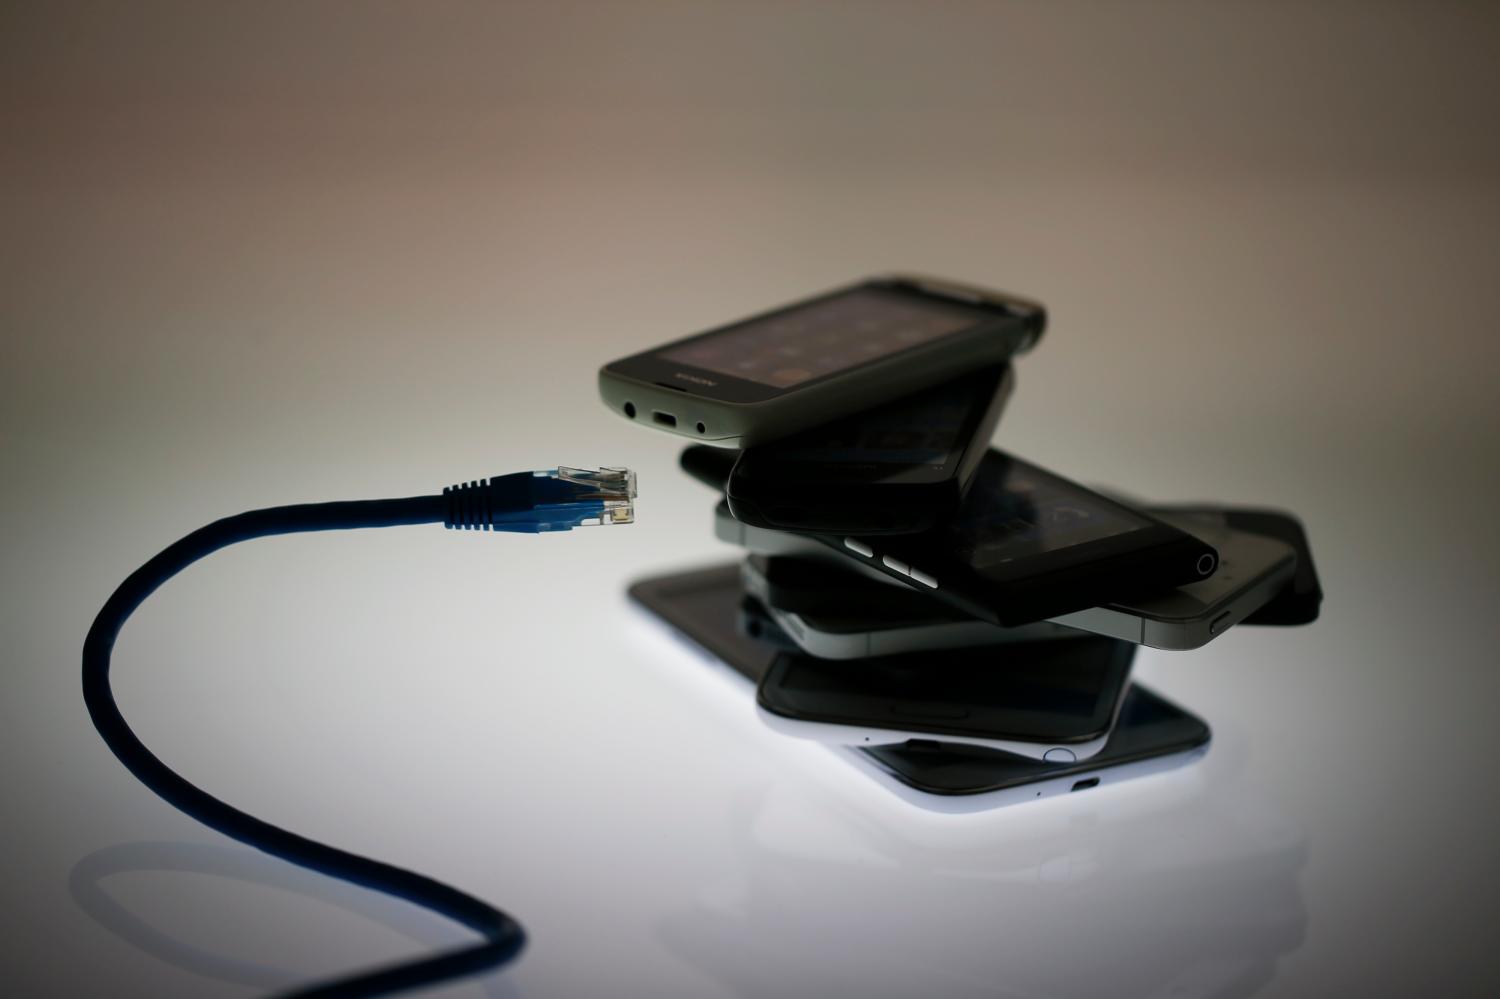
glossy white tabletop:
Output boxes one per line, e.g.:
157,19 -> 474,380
3,3 -> 1497,995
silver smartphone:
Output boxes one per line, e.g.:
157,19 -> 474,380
739,559 -> 1080,657
720,505 -> 1297,652
598,275 -> 1044,448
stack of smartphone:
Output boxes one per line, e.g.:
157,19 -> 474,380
604,276 -> 1321,804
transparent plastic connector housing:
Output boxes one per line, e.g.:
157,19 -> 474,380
546,466 -> 637,528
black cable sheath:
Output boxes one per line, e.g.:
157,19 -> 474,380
82,496 -> 526,998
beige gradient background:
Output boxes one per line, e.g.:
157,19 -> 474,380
3,2 -> 1498,996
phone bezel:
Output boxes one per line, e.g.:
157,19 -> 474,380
602,278 -> 1032,405
728,364 -> 1012,491
755,637 -> 1136,745
859,685 -> 1211,796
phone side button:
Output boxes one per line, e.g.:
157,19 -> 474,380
882,555 -> 910,574
1209,611 -> 1234,635
844,537 -> 874,558
1042,747 -> 1077,763
908,567 -> 938,588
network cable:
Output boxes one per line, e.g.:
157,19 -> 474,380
82,467 -> 637,997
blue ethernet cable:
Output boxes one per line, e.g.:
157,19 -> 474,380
82,467 -> 637,998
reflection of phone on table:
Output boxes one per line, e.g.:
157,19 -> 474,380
627,564 -> 1210,805
599,275 -> 1044,448
725,364 -> 1014,535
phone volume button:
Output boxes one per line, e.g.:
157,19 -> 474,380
908,567 -> 938,588
881,555 -> 910,575
843,537 -> 874,558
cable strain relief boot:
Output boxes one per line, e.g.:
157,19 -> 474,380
443,475 -> 533,531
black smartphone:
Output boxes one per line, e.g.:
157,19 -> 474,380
1147,506 -> 1322,625
739,553 -> 949,619
860,686 -> 1210,798
724,365 -> 1014,535
732,450 -> 1222,628
740,501 -> 1300,654
740,556 -> 1080,659
599,275 -> 1044,448
756,632 -> 1135,761
737,594 -> 800,652
627,563 -> 1210,800
679,444 -> 739,493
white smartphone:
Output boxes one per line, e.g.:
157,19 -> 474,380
718,504 -> 1297,651
840,708 -> 1211,813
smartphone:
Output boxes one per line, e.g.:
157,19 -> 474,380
696,459 -> 1311,636
854,686 -> 1210,805
679,444 -> 739,492
736,594 -> 801,652
626,564 -> 1210,805
739,557 -> 1080,658
756,631 -> 1135,761
737,551 -> 952,619
738,507 -> 1297,653
724,365 -> 1015,535
716,450 -> 1221,627
1147,506 -> 1322,625
599,275 -> 1045,448
1048,512 -> 1297,649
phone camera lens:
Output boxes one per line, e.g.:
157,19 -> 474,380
623,402 -> 636,419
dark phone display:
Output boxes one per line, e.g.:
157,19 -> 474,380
634,566 -> 782,683
947,455 -> 1150,570
754,369 -> 993,468
764,638 -> 1132,742
661,286 -> 990,389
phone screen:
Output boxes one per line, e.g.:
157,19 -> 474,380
945,454 -> 1153,569
750,366 -> 1004,469
660,286 -> 994,389
760,638 -> 1132,743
